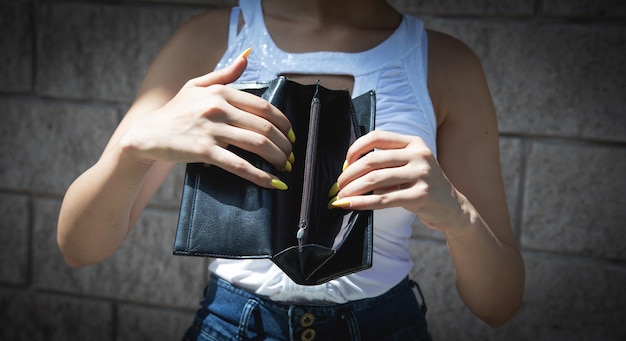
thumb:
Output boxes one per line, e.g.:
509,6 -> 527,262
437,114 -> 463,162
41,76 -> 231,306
190,48 -> 252,87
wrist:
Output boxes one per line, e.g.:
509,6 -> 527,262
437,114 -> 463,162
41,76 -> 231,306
117,131 -> 158,168
440,192 -> 488,240
442,212 -> 482,240
100,138 -> 156,183
416,187 -> 472,233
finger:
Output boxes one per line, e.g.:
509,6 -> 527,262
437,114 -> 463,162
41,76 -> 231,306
345,130 -> 414,165
337,148 -> 409,192
219,87 -> 294,143
213,124 -> 292,172
332,181 -> 418,211
332,188 -> 413,211
188,48 -> 251,88
228,108 -> 293,158
204,144 -> 288,190
338,165 -> 410,199
200,89 -> 293,165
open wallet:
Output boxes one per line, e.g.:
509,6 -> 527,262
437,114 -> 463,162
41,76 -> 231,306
173,77 -> 375,285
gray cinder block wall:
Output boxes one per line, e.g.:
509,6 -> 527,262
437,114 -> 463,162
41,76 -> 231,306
1,0 -> 625,340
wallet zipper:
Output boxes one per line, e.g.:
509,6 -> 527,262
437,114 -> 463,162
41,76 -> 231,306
296,82 -> 321,252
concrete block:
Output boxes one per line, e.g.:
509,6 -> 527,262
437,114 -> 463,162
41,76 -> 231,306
542,0 -> 626,18
0,0 -> 32,93
389,0 -> 534,16
33,198 -> 207,309
521,142 -> 626,260
499,137 -> 523,236
0,288 -> 113,341
409,239 -> 458,311
425,19 -> 626,142
0,193 -> 29,285
117,304 -> 195,341
0,98 -> 117,195
137,0 -> 236,6
511,253 -> 626,340
409,240 -> 626,340
149,163 -> 185,209
36,3 -> 201,103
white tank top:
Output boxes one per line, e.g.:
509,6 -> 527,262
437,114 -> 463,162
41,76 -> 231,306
209,0 -> 437,303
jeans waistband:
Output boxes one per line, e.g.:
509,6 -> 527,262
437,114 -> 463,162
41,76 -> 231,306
200,274 -> 428,341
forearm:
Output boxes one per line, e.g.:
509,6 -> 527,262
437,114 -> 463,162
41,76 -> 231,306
443,194 -> 525,327
57,148 -> 154,268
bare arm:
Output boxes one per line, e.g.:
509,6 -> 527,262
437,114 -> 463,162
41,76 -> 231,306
57,11 -> 293,268
335,30 -> 524,326
57,12 -> 228,268
428,30 -> 524,327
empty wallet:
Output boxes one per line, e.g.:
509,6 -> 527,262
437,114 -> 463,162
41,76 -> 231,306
173,77 -> 375,285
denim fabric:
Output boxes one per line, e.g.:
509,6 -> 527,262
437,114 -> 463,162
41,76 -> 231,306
183,275 -> 432,341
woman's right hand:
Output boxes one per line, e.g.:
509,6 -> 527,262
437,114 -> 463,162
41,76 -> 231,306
119,50 -> 295,190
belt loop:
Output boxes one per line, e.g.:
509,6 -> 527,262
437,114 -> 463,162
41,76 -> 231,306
410,278 -> 428,313
341,310 -> 361,341
287,305 -> 296,341
238,299 -> 261,340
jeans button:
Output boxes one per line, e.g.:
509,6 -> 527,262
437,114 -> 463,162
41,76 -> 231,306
299,312 -> 315,327
301,328 -> 316,341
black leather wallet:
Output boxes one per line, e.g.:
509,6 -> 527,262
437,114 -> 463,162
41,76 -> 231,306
173,77 -> 375,285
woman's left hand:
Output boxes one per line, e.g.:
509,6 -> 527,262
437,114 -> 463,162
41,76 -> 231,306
334,130 -> 467,232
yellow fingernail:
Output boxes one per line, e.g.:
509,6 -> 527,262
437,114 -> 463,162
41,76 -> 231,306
288,152 -> 295,164
342,160 -> 349,172
238,47 -> 252,59
328,195 -> 338,209
271,178 -> 288,190
328,182 -> 339,197
331,198 -> 351,208
285,160 -> 292,172
288,129 -> 296,143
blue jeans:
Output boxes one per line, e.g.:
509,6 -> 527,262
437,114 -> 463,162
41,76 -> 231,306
183,275 -> 432,341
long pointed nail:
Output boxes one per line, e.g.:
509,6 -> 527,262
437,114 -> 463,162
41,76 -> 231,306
238,47 -> 252,59
342,160 -> 349,172
284,160 -> 292,172
288,129 -> 296,144
328,195 -> 338,209
331,198 -> 351,208
271,178 -> 288,190
328,182 -> 339,197
288,152 -> 295,164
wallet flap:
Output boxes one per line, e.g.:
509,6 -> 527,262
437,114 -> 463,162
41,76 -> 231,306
174,160 -> 274,258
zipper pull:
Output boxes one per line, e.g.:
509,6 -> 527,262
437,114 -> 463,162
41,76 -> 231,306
297,219 -> 307,250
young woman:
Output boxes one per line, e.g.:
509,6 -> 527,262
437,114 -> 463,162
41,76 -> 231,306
57,0 -> 525,339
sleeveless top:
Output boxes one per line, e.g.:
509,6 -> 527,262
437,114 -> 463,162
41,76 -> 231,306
209,0 -> 437,303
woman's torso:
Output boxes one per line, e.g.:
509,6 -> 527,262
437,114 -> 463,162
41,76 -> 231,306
208,0 -> 437,303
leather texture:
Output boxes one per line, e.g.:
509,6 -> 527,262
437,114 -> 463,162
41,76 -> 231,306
174,77 -> 375,285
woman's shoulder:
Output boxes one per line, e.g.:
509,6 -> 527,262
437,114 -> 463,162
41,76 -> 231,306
167,9 -> 233,69
137,9 -> 232,92
132,9 -> 233,101
426,29 -> 481,65
425,29 -> 488,124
